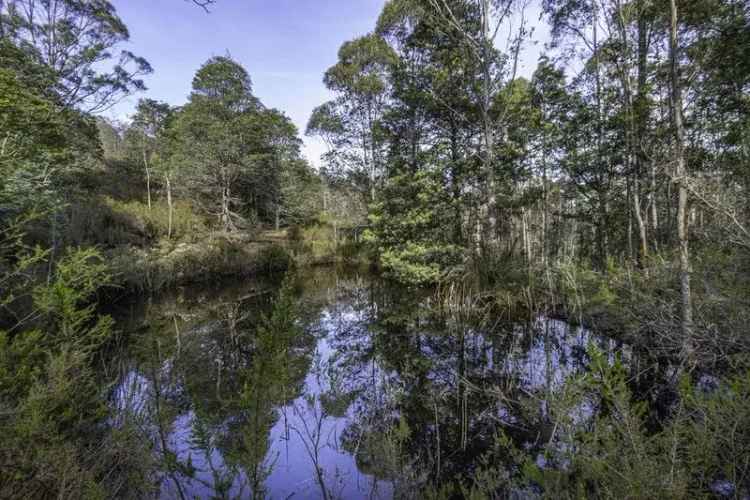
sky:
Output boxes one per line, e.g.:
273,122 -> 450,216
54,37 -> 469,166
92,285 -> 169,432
108,0 -> 550,168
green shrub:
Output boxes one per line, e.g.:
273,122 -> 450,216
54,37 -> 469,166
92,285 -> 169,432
521,347 -> 750,499
0,246 -> 155,498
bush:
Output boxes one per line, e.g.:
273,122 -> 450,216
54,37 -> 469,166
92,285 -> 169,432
110,237 -> 293,291
521,348 -> 750,499
0,246 -> 155,498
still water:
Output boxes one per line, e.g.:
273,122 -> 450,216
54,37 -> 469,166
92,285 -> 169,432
110,266 -> 621,499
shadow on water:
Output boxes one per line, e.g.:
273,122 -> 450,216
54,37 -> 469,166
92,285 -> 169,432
108,267 -> 629,499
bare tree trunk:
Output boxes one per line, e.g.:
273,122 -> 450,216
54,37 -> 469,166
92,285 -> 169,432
542,159 -> 549,269
142,137 -> 152,210
650,164 -> 659,248
593,1 -> 610,269
627,177 -> 634,261
633,176 -> 649,265
669,0 -> 694,347
521,207 -> 531,265
166,174 -> 173,239
366,101 -> 377,203
450,124 -> 464,245
220,169 -> 234,232
480,55 -> 497,250
637,6 -> 661,254
596,192 -> 609,269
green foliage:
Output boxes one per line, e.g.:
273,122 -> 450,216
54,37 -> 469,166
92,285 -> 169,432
165,56 -> 304,230
367,170 -> 464,285
519,346 -> 750,499
0,243 -> 152,498
0,48 -> 69,212
1,0 -> 152,112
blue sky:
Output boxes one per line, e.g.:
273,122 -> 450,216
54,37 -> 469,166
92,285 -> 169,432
109,0 -> 549,167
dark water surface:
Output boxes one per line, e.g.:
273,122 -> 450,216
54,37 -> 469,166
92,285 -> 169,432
109,267 -> 623,499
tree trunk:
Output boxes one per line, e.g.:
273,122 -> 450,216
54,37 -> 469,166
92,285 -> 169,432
627,177 -> 634,261
480,0 -> 497,251
669,0 -> 694,348
521,207 -> 531,265
593,0 -> 610,269
166,174 -> 173,240
633,176 -> 649,265
596,191 -> 609,269
450,124 -> 464,245
637,8 -> 659,253
542,157 -> 549,269
220,170 -> 233,232
650,163 -> 659,250
142,138 -> 152,210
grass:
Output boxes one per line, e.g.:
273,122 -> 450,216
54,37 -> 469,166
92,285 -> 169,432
109,235 -> 292,292
65,196 -> 207,248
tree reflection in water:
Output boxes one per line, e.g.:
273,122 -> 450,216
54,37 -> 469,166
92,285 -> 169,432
111,267 -> 624,498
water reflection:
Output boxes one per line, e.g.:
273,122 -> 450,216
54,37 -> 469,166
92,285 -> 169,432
110,267 -> 625,498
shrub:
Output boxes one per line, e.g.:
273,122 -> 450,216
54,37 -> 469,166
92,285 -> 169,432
520,347 -> 750,499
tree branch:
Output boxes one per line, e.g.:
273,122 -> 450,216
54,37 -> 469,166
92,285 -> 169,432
189,0 -> 215,12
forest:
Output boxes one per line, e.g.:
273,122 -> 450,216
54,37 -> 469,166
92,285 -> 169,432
0,0 -> 749,498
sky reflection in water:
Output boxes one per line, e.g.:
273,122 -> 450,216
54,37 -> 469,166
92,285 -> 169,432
111,268 -> 620,499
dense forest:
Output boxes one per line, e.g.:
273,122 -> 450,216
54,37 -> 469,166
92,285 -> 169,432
1,0 -> 749,498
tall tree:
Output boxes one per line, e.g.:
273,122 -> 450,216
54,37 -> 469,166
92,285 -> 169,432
0,0 -> 152,113
308,35 -> 398,203
169,56 -> 259,231
426,0 -> 528,252
127,99 -> 172,210
669,0 -> 692,348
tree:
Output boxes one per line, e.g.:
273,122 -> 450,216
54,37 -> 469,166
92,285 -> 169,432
96,117 -> 126,161
668,0 -> 692,349
0,0 -> 152,113
168,56 -> 302,231
307,35 -> 398,203
172,56 -> 258,231
425,0 -> 529,252
0,40 -> 95,217
126,99 -> 172,210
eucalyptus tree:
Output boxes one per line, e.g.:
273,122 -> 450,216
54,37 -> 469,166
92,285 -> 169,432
356,0 -> 480,281
0,39 -> 97,220
126,99 -> 172,210
668,0 -> 692,348
376,0 -> 481,246
424,0 -> 530,251
529,56 -> 571,266
235,107 -> 303,227
307,34 -> 398,203
0,0 -> 152,113
96,117 -> 126,161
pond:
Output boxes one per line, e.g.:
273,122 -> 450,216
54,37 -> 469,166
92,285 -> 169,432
109,266 -> 627,499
